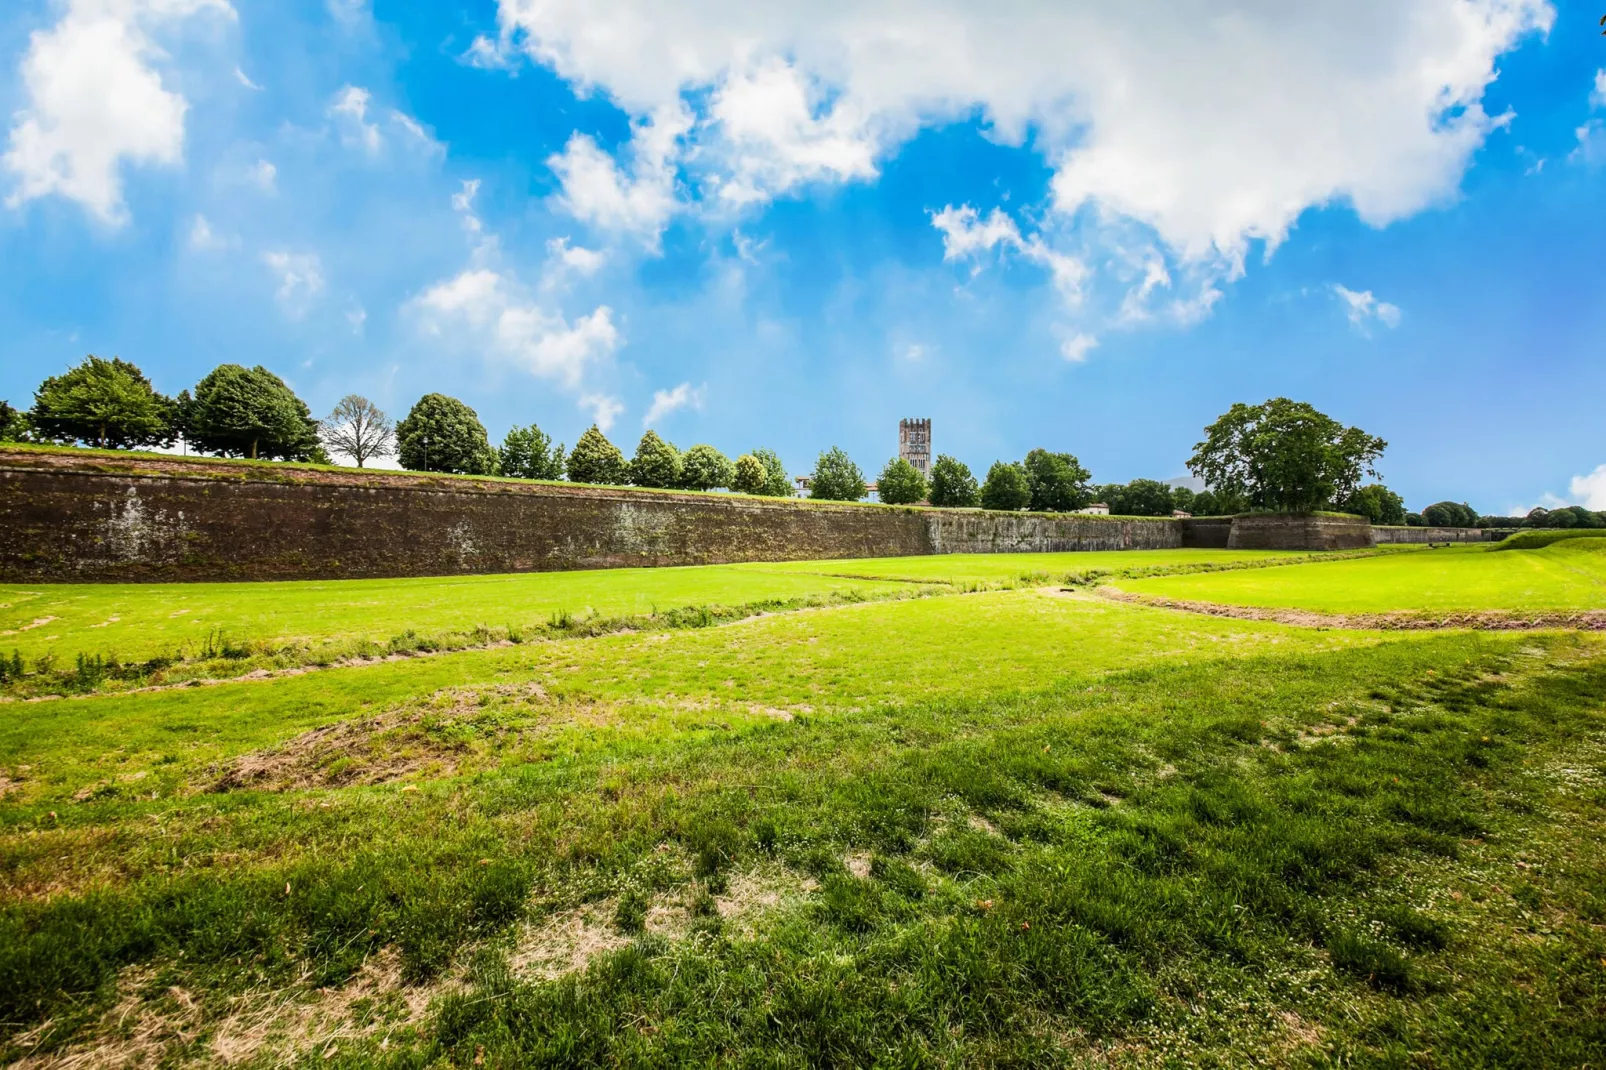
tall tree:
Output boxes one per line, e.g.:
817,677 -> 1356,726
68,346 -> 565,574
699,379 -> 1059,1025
876,457 -> 928,505
0,401 -> 30,443
980,461 -> 1031,511
320,395 -> 394,468
179,364 -> 320,461
566,425 -> 628,485
630,430 -> 683,488
1421,501 -> 1479,528
1340,484 -> 1407,525
395,394 -> 497,475
731,453 -> 769,495
30,356 -> 174,449
1099,479 -> 1176,517
680,444 -> 734,491
1022,449 -> 1092,512
499,424 -> 565,480
750,448 -> 793,497
928,454 -> 980,508
1188,398 -> 1385,514
808,447 -> 867,501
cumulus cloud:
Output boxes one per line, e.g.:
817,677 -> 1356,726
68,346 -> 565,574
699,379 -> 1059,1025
3,0 -> 234,224
494,0 -> 1549,267
547,105 -> 689,247
579,392 -> 625,432
643,381 -> 705,426
187,213 -> 232,250
545,237 -> 606,277
248,158 -> 276,192
1569,464 -> 1606,510
262,250 -> 324,312
1332,283 -> 1402,332
932,204 -> 1087,303
1059,333 -> 1098,363
329,86 -> 381,153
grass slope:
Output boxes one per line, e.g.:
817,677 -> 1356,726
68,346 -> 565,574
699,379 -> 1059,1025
1118,541 -> 1606,615
746,548 -> 1349,585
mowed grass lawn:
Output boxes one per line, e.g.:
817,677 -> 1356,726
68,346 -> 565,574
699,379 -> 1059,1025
1,550 -> 1603,1066
747,547 -> 1349,584
1118,539 -> 1606,614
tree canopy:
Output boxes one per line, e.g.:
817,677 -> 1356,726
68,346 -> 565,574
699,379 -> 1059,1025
808,447 -> 866,501
566,426 -> 627,485
928,454 -> 979,508
680,444 -> 734,491
876,457 -> 928,505
1098,479 -> 1177,517
1421,501 -> 1480,528
180,364 -> 321,461
630,430 -> 683,488
1023,449 -> 1092,512
1187,398 -> 1385,514
321,395 -> 394,468
981,461 -> 1031,511
30,356 -> 174,450
395,394 -> 497,475
750,448 -> 793,496
499,424 -> 565,480
1341,484 -> 1407,526
731,453 -> 769,495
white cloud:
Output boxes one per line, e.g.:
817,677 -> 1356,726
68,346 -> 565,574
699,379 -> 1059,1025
547,237 -> 605,275
3,0 -> 234,224
262,250 -> 324,311
579,392 -> 624,432
1569,464 -> 1606,510
1059,333 -> 1098,362
932,204 -> 1087,303
249,158 -> 276,192
495,0 -> 1549,267
187,213 -> 232,250
346,303 -> 367,335
1332,283 -> 1402,332
1593,69 -> 1606,110
329,85 -> 381,153
390,109 -> 444,153
463,35 -> 515,70
1572,120 -> 1606,166
643,381 -> 705,426
548,105 -> 689,248
234,65 -> 261,90
327,0 -> 368,28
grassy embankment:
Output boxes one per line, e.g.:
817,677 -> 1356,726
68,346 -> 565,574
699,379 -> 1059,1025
0,548 -> 1602,1066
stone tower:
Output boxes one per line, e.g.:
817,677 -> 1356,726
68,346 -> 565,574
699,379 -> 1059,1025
898,418 -> 932,479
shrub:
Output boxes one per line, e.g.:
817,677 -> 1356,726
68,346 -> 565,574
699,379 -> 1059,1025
498,424 -> 564,480
1421,501 -> 1478,528
30,356 -> 176,450
809,447 -> 866,501
1341,484 -> 1407,525
1189,397 -> 1385,513
731,453 -> 769,495
980,461 -> 1031,511
567,426 -> 627,485
179,364 -> 321,461
876,457 -> 928,505
395,394 -> 497,475
1023,449 -> 1092,512
630,430 -> 683,488
928,454 -> 979,508
680,444 -> 734,491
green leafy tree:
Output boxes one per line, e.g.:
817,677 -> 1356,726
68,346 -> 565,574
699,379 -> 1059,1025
1170,487 -> 1197,514
394,394 -> 497,474
1421,501 -> 1478,528
0,401 -> 30,443
30,356 -> 174,449
808,447 -> 866,501
680,444 -> 734,491
1341,484 -> 1407,525
566,425 -> 628,485
876,457 -> 928,505
1187,398 -> 1385,514
980,461 -> 1031,511
630,430 -> 683,488
1022,449 -> 1092,512
498,424 -> 565,480
1100,479 -> 1175,517
320,395 -> 394,468
1405,512 -> 1426,527
731,453 -> 769,495
179,364 -> 321,461
750,448 -> 793,496
928,454 -> 979,508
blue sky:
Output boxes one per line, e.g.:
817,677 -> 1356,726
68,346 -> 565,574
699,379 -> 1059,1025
2,0 -> 1604,514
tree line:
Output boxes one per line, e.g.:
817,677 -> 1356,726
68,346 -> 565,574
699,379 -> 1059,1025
0,361 -> 1569,523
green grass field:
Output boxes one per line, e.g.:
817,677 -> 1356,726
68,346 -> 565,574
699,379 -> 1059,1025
1117,539 -> 1606,615
2,548 -> 1603,1067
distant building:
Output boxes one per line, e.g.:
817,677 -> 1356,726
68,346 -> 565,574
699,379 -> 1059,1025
899,418 -> 931,478
1171,509 -> 1193,519
1077,503 -> 1110,515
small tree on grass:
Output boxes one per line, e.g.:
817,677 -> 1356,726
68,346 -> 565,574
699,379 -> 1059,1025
680,444 -> 734,491
320,395 -> 394,468
631,430 -> 683,488
1023,449 -> 1092,512
981,461 -> 1031,511
1341,484 -> 1407,525
180,364 -> 321,461
876,457 -> 928,505
752,448 -> 793,496
1187,398 -> 1385,514
395,394 -> 497,474
499,424 -> 565,480
928,454 -> 979,507
30,356 -> 174,449
731,453 -> 769,495
566,426 -> 627,485
809,447 -> 866,501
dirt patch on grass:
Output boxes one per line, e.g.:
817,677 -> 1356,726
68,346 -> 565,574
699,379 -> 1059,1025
1093,587 -> 1606,631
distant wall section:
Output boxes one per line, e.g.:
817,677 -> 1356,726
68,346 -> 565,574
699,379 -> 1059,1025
1373,526 -> 1503,544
